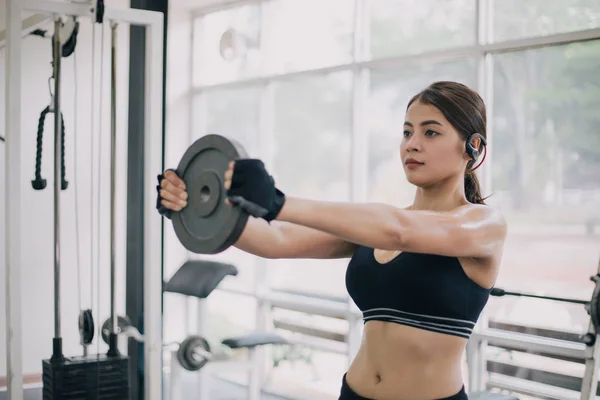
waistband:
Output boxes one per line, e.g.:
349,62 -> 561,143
339,373 -> 468,400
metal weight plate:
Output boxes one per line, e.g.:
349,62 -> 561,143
589,274 -> 600,335
177,335 -> 212,371
78,309 -> 95,345
101,315 -> 132,345
172,134 -> 249,254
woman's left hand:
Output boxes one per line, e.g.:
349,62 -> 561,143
224,159 -> 286,222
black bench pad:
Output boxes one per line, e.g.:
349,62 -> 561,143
164,260 -> 238,299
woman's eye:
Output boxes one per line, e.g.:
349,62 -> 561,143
403,130 -> 412,137
425,130 -> 439,136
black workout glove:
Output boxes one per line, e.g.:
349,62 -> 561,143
156,170 -> 175,220
226,159 -> 285,222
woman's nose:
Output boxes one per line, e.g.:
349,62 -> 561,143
405,135 -> 421,152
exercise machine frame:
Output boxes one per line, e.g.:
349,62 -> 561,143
467,256 -> 600,400
4,1 -> 164,399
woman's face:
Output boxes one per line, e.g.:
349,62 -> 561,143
400,101 -> 468,188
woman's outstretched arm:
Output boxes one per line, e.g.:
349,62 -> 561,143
277,197 -> 506,259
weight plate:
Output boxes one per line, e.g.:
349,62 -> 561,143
101,315 -> 132,345
79,309 -> 95,345
590,274 -> 600,335
172,134 -> 249,254
178,335 -> 211,371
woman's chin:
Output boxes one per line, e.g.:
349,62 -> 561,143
404,171 -> 430,187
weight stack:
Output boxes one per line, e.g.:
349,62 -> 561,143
42,354 -> 130,399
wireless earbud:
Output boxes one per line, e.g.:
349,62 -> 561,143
466,133 -> 487,161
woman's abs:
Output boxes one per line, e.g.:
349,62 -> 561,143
346,321 -> 466,400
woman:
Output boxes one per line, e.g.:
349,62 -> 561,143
157,81 -> 507,400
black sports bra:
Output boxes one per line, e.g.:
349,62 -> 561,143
345,246 -> 491,339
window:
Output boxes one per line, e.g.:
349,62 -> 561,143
185,4 -> 600,396
491,0 -> 600,42
193,4 -> 263,86
205,292 -> 258,387
197,85 -> 262,155
368,58 -> 478,205
369,0 -> 477,59
205,291 -> 258,339
264,0 -> 354,73
487,39 -> 600,334
268,71 -> 353,298
264,309 -> 350,398
191,86 -> 263,290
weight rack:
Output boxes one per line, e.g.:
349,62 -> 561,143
467,252 -> 600,400
4,1 -> 164,399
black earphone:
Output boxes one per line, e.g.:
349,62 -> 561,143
466,133 -> 487,161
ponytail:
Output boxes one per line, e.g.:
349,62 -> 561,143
465,171 -> 486,204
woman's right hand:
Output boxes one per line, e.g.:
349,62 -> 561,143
157,169 -> 188,217
156,169 -> 355,259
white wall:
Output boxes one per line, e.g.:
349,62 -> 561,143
0,0 -> 192,378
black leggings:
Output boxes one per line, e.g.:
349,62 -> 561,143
338,373 -> 468,400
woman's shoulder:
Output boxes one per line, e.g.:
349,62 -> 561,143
453,202 -> 506,224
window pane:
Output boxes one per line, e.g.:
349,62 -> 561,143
368,59 -> 478,205
193,4 -> 262,86
491,0 -> 600,42
267,348 -> 349,398
197,86 -> 262,155
268,71 -> 353,298
265,0 -> 354,73
265,308 -> 350,398
205,292 -> 258,387
369,0 -> 476,59
488,40 -> 600,334
192,87 -> 262,290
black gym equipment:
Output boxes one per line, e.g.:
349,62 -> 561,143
484,261 -> 600,400
78,309 -> 95,348
98,260 -> 287,398
165,260 -> 288,379
491,273 -> 600,345
100,260 -> 287,374
171,134 -> 250,254
30,16 -> 80,191
41,18 -> 130,399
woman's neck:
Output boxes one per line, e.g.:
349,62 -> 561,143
411,177 -> 468,212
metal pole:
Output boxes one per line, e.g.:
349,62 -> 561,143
107,21 -> 120,357
51,17 -> 65,363
111,21 -> 118,333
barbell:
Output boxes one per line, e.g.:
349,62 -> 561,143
100,316 -> 215,372
491,273 -> 600,344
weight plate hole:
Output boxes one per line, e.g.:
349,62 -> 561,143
199,185 -> 211,203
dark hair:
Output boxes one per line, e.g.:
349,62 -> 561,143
406,81 -> 488,204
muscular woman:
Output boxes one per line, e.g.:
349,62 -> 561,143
157,81 -> 507,400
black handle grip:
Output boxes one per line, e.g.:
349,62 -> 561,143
228,196 -> 269,219
32,107 -> 68,191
